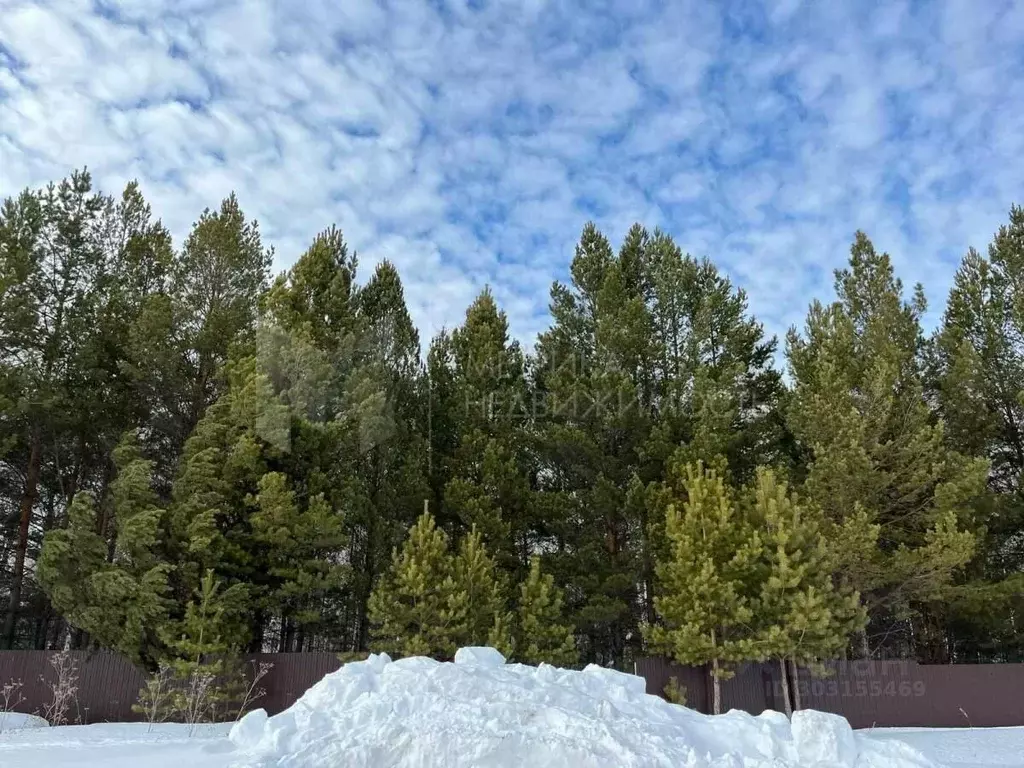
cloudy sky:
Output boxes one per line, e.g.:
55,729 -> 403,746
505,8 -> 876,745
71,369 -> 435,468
1,0 -> 1022,348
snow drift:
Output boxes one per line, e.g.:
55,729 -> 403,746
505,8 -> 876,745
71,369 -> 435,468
229,647 -> 937,768
0,712 -> 49,731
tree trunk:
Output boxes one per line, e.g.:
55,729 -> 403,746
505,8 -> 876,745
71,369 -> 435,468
3,432 -> 42,648
711,659 -> 722,715
356,544 -> 375,651
855,628 -> 871,658
34,607 -> 51,650
277,617 -> 291,653
710,627 -> 722,715
250,610 -> 265,653
789,659 -> 802,711
779,658 -> 793,717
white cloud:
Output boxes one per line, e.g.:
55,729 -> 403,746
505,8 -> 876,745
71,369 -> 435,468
0,0 -> 1021,351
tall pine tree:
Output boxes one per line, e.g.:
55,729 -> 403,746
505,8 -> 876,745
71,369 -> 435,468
931,206 -> 1024,660
787,232 -> 984,659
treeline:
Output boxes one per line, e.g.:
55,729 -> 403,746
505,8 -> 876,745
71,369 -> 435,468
0,170 -> 1021,676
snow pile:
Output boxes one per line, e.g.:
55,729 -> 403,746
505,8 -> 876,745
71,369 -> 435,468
0,713 -> 49,732
229,647 -> 937,768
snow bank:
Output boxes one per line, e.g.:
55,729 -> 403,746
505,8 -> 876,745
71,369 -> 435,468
0,712 -> 49,731
229,647 -> 937,768
792,710 -> 858,766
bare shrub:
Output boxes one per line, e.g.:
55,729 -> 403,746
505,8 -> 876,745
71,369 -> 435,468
41,650 -> 79,726
179,667 -> 217,736
0,679 -> 25,733
133,663 -> 175,731
235,660 -> 273,721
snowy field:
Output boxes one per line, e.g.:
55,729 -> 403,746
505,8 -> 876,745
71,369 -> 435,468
864,727 -> 1024,768
2,723 -> 1023,768
0,649 -> 1021,768
2,721 -> 1023,768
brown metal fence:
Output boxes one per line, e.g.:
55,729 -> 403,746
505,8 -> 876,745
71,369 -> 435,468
0,650 -> 146,723
634,657 -> 779,716
635,656 -> 1024,728
4,650 -> 1023,728
0,650 -> 344,724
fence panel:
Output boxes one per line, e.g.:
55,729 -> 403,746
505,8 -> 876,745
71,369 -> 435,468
637,656 -> 1024,728
0,650 -> 144,723
249,653 -> 342,715
634,657 -> 776,715
0,651 -> 346,724
798,661 -> 1024,728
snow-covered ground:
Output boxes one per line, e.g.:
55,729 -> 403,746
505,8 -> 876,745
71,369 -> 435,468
865,727 -> 1024,768
0,648 -> 1021,768
4,722 -> 1023,768
0,722 -> 234,768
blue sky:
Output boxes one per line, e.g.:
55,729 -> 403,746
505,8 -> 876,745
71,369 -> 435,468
1,0 -> 1022,347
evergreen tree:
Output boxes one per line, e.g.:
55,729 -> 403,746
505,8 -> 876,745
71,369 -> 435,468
160,569 -> 249,720
531,223 -> 786,666
39,433 -> 175,665
532,223 -> 647,666
251,472 -> 348,650
0,172 -> 113,647
450,526 -> 508,648
443,290 -> 532,573
263,225 -> 358,356
10,165 -> 1024,671
96,434 -> 173,664
169,357 -> 291,650
512,557 -> 577,667
645,461 -> 763,714
35,493 -> 108,646
750,468 -> 865,713
348,260 -> 428,650
645,233 -> 785,481
123,193 -> 271,471
368,512 -> 462,658
787,232 -> 985,659
930,205 -> 1024,660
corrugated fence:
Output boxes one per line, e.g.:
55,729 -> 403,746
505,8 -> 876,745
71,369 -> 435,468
0,650 -> 344,724
635,656 -> 1024,728
3,650 -> 1023,727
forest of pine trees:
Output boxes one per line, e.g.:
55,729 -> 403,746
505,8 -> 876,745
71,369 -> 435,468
1,170 -> 1022,678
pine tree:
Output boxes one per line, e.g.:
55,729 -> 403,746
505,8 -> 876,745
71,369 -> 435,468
931,206 -> 1024,659
512,558 -> 577,667
787,232 -> 985,659
444,290 -> 532,573
0,172 -> 117,647
97,434 -> 173,664
348,260 -> 429,650
123,193 -> 271,472
530,224 -> 786,666
251,472 -> 348,649
750,468 -> 865,713
644,233 -> 786,479
450,527 -> 508,648
532,223 -> 647,666
160,569 -> 249,721
263,226 -> 358,356
36,493 -> 108,645
645,461 -> 763,714
38,433 -> 174,665
169,357 -> 292,651
368,512 -> 462,659
261,233 -> 427,652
